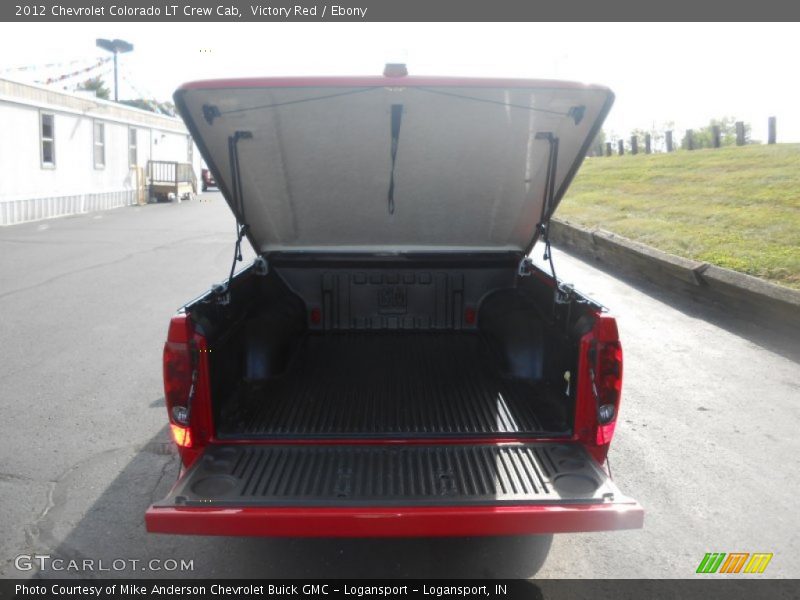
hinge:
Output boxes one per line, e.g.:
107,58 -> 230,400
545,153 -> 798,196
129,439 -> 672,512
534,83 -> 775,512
211,282 -> 230,305
517,256 -> 534,277
253,256 -> 269,276
555,282 -> 573,305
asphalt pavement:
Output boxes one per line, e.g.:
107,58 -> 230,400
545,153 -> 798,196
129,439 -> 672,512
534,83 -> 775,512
0,196 -> 798,578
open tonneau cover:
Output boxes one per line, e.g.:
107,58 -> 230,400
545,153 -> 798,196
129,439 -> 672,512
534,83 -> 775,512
174,75 -> 613,255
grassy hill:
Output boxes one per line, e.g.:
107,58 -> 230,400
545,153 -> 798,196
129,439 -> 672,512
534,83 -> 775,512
559,144 -> 800,290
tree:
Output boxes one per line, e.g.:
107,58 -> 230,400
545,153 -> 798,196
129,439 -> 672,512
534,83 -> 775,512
681,117 -> 752,149
589,129 -> 607,156
119,98 -> 176,116
626,123 -> 673,153
160,101 -> 176,116
629,128 -> 649,153
76,76 -> 110,100
606,131 -> 621,154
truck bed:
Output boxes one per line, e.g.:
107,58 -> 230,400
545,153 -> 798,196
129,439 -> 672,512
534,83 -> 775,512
215,332 -> 569,439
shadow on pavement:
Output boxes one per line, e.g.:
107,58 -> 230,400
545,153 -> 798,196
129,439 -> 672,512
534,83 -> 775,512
35,428 -> 553,579
564,251 -> 800,365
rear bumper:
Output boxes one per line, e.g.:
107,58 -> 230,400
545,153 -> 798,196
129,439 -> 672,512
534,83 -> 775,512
146,501 -> 643,537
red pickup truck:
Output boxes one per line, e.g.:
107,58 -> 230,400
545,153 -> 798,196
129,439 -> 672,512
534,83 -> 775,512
146,72 -> 643,556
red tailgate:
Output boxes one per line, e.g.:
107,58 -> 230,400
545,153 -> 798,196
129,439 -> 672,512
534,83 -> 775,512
147,442 -> 642,537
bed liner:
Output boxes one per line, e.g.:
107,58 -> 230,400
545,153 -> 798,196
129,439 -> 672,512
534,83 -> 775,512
216,332 -> 568,438
155,442 -> 618,508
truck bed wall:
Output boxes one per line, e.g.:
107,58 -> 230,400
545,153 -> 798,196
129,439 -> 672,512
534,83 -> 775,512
189,257 -> 592,438
236,265 -> 556,382
276,265 -> 515,332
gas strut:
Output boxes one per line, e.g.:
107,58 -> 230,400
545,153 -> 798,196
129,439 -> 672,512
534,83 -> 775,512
534,131 -> 565,311
226,130 -> 253,289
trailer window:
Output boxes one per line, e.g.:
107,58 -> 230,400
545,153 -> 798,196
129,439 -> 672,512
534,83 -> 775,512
40,113 -> 55,168
129,127 -> 138,167
94,121 -> 105,169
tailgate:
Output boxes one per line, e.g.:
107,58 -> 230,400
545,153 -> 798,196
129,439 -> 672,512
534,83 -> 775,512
146,442 -> 642,537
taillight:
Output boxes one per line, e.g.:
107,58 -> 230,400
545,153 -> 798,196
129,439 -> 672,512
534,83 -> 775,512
163,315 -> 195,448
170,423 -> 192,448
591,338 -> 623,446
576,314 -> 624,464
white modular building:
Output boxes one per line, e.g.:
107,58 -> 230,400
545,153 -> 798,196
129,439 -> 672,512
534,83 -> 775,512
0,77 -> 202,226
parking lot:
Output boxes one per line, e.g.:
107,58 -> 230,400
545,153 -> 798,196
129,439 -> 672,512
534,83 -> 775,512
1,195 -> 798,578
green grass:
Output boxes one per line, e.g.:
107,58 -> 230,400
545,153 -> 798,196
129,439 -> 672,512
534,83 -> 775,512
559,144 -> 800,290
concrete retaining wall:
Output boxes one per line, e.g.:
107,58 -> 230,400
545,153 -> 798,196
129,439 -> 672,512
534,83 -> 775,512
549,218 -> 800,335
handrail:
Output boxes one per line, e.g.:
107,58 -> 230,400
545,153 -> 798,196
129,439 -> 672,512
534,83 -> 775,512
148,160 -> 194,184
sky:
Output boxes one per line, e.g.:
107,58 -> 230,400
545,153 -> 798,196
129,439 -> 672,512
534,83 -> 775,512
1,22 -> 799,143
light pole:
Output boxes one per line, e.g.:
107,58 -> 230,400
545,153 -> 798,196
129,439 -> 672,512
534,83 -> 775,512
95,38 -> 133,102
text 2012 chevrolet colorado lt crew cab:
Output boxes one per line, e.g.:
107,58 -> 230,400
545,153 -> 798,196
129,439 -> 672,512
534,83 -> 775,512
146,69 -> 643,544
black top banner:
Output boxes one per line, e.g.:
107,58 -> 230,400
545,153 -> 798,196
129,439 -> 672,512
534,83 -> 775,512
3,0 -> 800,21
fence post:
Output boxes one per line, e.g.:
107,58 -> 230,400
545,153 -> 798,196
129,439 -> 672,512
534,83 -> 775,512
630,136 -> 638,155
618,140 -> 624,155
768,116 -> 776,144
711,125 -> 721,148
665,130 -> 673,152
605,142 -> 612,157
645,133 -> 652,154
686,129 -> 694,150
736,121 -> 745,146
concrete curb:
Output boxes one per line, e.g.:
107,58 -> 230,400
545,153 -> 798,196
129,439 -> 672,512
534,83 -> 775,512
549,218 -> 800,334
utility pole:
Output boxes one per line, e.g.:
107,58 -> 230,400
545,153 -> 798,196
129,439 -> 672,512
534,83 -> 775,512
95,38 -> 133,102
